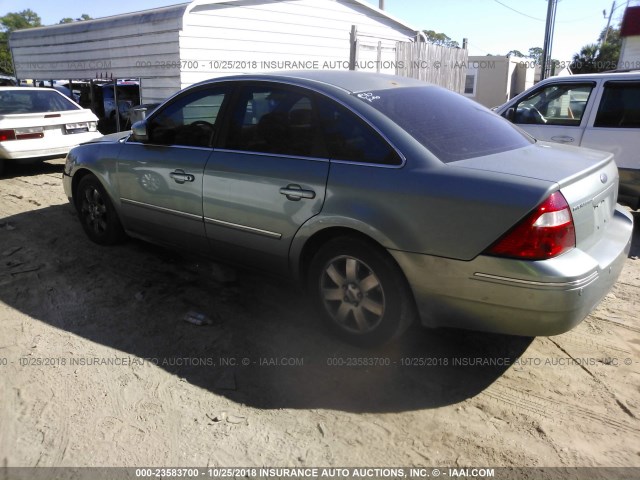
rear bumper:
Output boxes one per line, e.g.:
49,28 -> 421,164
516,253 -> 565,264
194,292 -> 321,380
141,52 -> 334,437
0,132 -> 101,160
390,206 -> 633,336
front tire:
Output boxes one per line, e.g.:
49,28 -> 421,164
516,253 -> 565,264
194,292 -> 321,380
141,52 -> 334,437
75,174 -> 125,245
309,236 -> 415,347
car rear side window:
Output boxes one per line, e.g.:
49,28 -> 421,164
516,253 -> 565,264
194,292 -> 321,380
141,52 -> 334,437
594,82 -> 640,128
315,96 -> 401,165
147,87 -> 228,147
355,86 -> 532,163
224,85 -> 326,158
0,89 -> 80,114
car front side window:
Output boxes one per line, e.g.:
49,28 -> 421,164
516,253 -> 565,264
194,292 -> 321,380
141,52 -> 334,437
146,87 -> 229,148
511,83 -> 594,126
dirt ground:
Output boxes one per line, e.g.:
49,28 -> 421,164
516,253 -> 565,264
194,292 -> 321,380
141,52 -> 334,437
0,158 -> 639,473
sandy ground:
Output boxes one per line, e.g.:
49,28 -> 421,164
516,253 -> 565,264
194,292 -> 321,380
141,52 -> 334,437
0,158 -> 639,472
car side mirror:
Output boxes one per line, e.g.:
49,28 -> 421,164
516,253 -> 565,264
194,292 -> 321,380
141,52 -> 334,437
503,107 -> 515,122
131,120 -> 148,143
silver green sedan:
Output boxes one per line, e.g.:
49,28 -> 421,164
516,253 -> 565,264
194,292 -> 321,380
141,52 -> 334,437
62,71 -> 633,346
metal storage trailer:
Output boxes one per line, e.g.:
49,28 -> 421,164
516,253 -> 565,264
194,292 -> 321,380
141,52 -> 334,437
9,0 -> 421,105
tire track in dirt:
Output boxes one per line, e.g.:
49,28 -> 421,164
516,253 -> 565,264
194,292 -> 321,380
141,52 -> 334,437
480,382 -> 639,434
546,329 -> 633,356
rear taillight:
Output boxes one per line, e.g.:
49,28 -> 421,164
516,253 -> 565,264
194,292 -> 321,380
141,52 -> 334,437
0,129 -> 16,141
486,191 -> 575,260
0,127 -> 44,141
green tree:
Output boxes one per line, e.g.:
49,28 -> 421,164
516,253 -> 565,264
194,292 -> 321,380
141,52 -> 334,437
570,44 -> 600,73
59,14 -> 92,24
1,9 -> 41,30
528,47 -> 543,64
570,25 -> 621,73
0,9 -> 42,75
422,30 -> 460,48
506,49 -> 526,58
0,36 -> 11,75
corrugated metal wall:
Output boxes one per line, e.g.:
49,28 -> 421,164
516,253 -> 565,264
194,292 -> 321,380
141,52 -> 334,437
178,0 -> 416,87
10,0 -> 420,103
9,5 -> 187,103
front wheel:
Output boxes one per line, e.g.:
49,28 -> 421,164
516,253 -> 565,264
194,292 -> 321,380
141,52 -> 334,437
75,174 -> 125,245
309,237 -> 415,347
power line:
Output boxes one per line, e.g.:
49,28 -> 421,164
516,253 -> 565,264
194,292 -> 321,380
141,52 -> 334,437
465,41 -> 494,55
492,0 -> 545,21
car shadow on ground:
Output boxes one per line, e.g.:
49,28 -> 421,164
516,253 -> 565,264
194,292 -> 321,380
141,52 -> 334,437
1,158 -> 66,179
15,202 -> 637,413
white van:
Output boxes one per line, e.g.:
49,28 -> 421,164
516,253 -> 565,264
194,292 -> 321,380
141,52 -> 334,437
495,71 -> 640,209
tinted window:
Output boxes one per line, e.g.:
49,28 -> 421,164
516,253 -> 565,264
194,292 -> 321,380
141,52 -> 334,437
594,82 -> 640,128
225,85 -> 325,157
511,83 -> 594,126
147,87 -> 228,147
355,86 -> 532,163
316,96 -> 401,165
0,89 -> 80,114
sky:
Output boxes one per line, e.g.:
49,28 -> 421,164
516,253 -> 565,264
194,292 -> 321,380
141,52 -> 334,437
1,0 -> 637,61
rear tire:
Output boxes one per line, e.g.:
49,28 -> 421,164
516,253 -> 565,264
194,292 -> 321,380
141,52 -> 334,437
308,236 -> 415,347
75,174 -> 125,245
0,159 -> 5,176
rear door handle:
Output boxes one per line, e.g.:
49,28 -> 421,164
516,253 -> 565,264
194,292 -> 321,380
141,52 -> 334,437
170,169 -> 195,184
279,184 -> 316,201
551,135 -> 575,144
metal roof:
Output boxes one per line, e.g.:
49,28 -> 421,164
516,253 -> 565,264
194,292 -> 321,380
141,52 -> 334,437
11,0 -> 420,41
10,4 -> 189,41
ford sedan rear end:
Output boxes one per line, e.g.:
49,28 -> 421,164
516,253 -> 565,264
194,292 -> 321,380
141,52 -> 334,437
62,71 -> 633,346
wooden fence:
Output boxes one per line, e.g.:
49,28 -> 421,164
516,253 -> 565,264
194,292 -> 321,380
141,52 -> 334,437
395,42 -> 468,93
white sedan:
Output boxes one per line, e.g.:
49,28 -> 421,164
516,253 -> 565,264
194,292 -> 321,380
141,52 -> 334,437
0,87 -> 102,175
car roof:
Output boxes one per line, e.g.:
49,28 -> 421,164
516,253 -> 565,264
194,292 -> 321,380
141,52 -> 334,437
193,70 -> 433,94
0,86 -> 67,92
539,71 -> 640,82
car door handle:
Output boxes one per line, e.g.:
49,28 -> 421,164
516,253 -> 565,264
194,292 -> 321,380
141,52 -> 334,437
279,184 -> 316,201
551,135 -> 575,144
170,169 -> 195,184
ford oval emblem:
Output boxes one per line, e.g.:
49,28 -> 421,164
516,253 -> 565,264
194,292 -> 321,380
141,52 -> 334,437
600,173 -> 608,184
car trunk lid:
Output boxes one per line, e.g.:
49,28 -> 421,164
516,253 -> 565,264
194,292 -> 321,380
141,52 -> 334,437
0,110 -> 97,140
451,142 -> 620,251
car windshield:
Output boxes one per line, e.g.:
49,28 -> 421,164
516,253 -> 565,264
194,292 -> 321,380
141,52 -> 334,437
353,86 -> 533,163
0,89 -> 81,115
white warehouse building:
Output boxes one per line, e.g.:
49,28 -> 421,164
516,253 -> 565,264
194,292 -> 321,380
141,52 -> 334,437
10,0 -> 423,104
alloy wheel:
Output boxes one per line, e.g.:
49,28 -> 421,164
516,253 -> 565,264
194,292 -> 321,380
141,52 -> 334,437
319,255 -> 385,334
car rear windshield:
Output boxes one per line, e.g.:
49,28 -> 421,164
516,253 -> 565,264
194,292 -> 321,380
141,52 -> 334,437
0,89 -> 80,115
353,86 -> 533,163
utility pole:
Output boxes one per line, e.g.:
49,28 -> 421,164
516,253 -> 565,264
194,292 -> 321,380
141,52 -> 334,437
602,0 -> 616,44
540,0 -> 559,80
379,0 -> 384,9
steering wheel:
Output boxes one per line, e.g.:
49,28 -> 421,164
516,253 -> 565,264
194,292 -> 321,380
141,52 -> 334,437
518,106 -> 547,125
530,106 -> 547,124
191,120 -> 215,131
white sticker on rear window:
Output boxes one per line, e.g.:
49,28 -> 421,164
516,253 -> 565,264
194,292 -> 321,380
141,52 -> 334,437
357,92 -> 380,103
